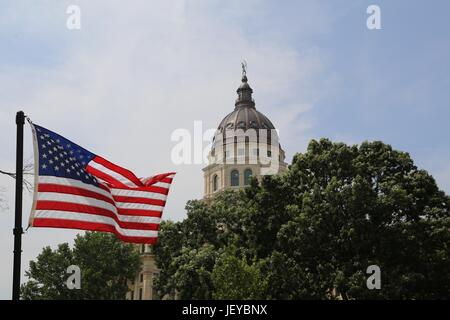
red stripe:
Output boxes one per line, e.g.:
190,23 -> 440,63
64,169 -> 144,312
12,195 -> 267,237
111,185 -> 170,195
117,208 -> 162,218
38,183 -> 115,206
32,218 -> 158,244
143,172 -> 176,186
93,156 -> 143,187
97,183 -> 111,192
113,195 -> 166,207
86,165 -> 129,188
35,200 -> 159,230
147,186 -> 170,194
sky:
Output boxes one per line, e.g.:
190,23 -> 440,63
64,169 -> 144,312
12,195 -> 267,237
0,0 -> 449,299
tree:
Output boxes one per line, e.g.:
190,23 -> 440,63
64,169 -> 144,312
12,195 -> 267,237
212,246 -> 268,300
154,139 -> 449,299
0,161 -> 35,192
1,161 -> 35,211
21,232 -> 141,300
274,139 -> 450,299
171,244 -> 218,299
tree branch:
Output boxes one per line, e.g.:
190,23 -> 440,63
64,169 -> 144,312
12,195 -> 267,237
0,158 -> 35,193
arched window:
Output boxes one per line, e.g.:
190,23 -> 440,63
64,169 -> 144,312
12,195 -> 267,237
230,169 -> 239,186
213,174 -> 218,192
244,169 -> 253,185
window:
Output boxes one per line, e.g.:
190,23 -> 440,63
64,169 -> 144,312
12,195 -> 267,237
230,170 -> 239,186
140,273 -> 144,283
238,148 -> 245,156
213,174 -> 218,192
139,288 -> 143,300
244,169 -> 253,185
267,150 -> 272,157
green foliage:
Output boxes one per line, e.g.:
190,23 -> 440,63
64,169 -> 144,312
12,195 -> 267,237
154,139 -> 450,299
172,244 -> 218,299
21,232 -> 141,300
212,246 -> 268,300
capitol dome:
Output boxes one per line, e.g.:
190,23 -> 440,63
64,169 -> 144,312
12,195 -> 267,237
203,67 -> 288,198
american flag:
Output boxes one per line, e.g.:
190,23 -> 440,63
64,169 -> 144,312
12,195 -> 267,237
29,123 -> 175,244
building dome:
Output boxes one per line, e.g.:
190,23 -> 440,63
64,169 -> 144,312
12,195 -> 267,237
216,73 -> 276,133
202,65 -> 288,198
217,107 -> 276,132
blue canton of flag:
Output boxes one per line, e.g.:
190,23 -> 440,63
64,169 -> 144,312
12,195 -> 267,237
35,125 -> 98,186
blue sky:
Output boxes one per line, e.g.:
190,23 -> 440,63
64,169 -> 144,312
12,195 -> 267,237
0,0 -> 449,299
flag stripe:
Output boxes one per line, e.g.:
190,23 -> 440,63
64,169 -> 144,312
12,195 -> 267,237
38,183 -> 115,206
38,176 -> 112,199
37,192 -> 165,214
142,172 -> 175,186
86,165 -> 129,188
115,201 -> 164,211
113,195 -> 166,206
35,201 -> 159,230
93,156 -> 143,187
116,208 -> 163,217
150,182 -> 172,189
36,200 -> 160,230
32,217 -> 158,243
37,193 -> 117,214
110,187 -> 169,198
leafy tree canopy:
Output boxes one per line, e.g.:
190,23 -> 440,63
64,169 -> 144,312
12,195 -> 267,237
21,232 -> 141,300
154,139 -> 450,299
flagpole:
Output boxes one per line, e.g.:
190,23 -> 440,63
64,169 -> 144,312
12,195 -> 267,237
12,111 -> 25,301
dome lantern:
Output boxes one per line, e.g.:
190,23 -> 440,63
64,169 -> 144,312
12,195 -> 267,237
235,62 -> 255,109
217,66 -> 275,133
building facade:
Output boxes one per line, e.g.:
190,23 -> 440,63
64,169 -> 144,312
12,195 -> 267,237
127,244 -> 159,300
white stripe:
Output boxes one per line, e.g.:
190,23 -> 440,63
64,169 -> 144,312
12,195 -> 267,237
110,188 -> 167,201
38,192 -> 117,213
37,192 -> 161,224
150,182 -> 171,189
87,160 -> 139,187
38,176 -> 113,200
34,210 -> 159,238
115,201 -> 163,211
119,215 -> 161,224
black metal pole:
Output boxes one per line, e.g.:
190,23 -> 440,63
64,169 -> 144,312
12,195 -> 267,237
12,111 -> 24,301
